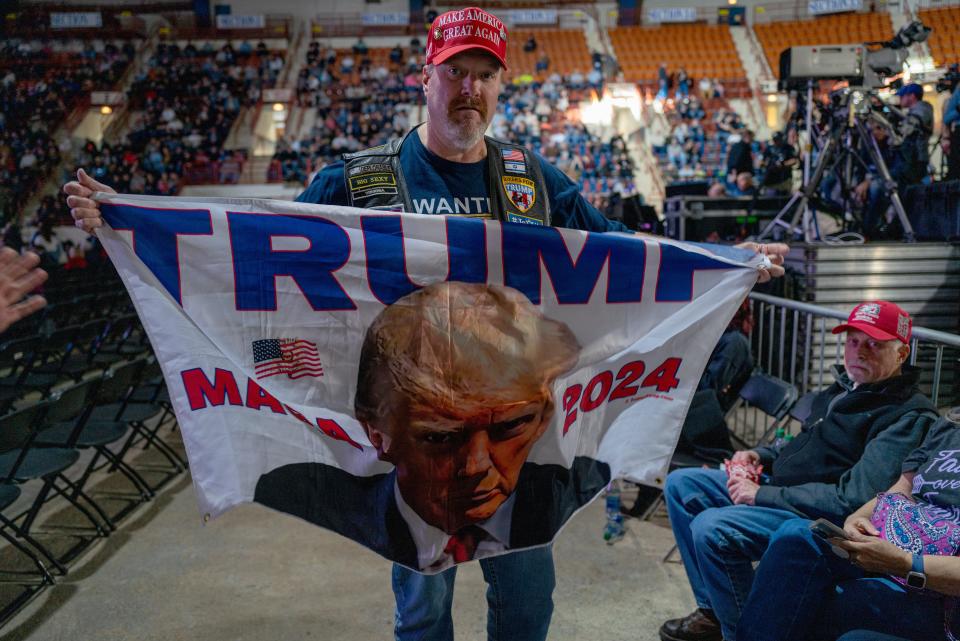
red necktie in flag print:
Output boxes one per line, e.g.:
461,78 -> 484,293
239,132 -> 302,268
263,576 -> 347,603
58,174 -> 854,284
252,338 -> 324,380
443,525 -> 489,563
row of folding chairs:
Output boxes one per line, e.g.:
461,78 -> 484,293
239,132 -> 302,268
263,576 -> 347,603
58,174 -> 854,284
0,354 -> 183,594
0,312 -> 151,414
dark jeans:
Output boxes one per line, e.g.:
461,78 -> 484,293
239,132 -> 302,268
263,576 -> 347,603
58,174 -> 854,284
737,518 -> 948,641
664,468 -> 798,639
392,545 -> 555,641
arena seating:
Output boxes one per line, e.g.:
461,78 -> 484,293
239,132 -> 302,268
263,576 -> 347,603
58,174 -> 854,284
609,24 -> 746,93
505,29 -> 593,79
918,5 -> 960,66
0,39 -> 136,222
272,41 -> 419,185
754,12 -> 893,76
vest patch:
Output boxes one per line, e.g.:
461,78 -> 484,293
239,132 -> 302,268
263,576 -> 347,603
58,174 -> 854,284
506,212 -> 544,226
348,169 -> 399,200
501,148 -> 526,174
502,176 -> 536,213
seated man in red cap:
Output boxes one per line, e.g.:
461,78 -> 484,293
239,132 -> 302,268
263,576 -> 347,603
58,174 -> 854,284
659,300 -> 938,641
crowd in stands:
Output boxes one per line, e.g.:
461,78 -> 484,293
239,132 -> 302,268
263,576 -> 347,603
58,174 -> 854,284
275,39 -> 422,185
58,41 -> 281,214
6,38 -> 287,272
276,39 -> 635,220
0,39 -> 136,222
491,78 -> 637,215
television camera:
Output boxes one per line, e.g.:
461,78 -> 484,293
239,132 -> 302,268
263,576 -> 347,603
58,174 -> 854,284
759,20 -> 931,243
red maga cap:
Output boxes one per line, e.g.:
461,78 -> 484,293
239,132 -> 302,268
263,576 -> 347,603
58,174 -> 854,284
832,300 -> 912,344
426,7 -> 508,69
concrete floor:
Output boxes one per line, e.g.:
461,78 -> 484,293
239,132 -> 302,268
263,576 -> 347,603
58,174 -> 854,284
3,471 -> 694,641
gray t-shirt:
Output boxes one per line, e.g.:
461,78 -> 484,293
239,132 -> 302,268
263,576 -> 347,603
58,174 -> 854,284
902,415 -> 960,524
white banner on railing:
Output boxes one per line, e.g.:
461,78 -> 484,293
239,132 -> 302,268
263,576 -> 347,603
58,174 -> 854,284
50,12 -> 103,29
506,9 -> 558,25
647,7 -> 698,23
96,193 -> 760,572
361,12 -> 410,26
808,0 -> 863,15
215,14 -> 266,29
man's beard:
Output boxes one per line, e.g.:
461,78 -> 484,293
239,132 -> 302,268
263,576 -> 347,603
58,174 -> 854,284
442,97 -> 488,151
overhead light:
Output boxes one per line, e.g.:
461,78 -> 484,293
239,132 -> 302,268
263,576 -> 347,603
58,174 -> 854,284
728,0 -> 737,4
100,105 -> 113,115
766,94 -> 778,102
272,103 -> 285,112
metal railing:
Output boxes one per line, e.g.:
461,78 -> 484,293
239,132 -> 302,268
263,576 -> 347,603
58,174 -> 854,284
730,292 -> 960,445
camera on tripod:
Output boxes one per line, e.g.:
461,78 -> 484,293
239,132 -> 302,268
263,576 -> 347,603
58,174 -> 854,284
757,21 -> 931,243
937,63 -> 960,94
778,20 -> 930,91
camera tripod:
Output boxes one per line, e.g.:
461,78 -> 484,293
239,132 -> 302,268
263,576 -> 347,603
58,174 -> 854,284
758,103 -> 916,243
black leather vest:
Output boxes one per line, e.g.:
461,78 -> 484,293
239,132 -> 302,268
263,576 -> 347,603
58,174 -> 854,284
342,126 -> 551,226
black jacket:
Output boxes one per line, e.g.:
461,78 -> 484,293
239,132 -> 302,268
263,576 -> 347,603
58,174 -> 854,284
254,456 -> 610,570
754,365 -> 937,524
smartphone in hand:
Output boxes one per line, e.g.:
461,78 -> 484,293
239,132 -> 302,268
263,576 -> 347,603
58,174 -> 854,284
809,518 -> 850,541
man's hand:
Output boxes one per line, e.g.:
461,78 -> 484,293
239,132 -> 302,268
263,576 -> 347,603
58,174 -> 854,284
832,536 -> 912,576
734,242 -> 789,283
730,450 -> 760,466
63,168 -> 116,233
0,249 -> 47,333
727,477 -> 759,505
853,179 -> 870,204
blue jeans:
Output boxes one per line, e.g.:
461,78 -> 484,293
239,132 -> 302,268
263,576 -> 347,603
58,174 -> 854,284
737,519 -> 948,641
664,467 -> 799,640
392,545 -> 555,641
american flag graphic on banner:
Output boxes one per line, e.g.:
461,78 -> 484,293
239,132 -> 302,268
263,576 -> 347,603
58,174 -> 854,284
252,339 -> 324,380
501,148 -> 524,161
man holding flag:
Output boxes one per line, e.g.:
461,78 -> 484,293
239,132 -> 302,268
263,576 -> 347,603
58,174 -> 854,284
65,6 -> 787,641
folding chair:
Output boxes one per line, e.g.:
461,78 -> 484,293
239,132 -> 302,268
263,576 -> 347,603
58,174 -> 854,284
0,336 -> 42,413
58,318 -> 111,381
37,361 -> 155,505
0,400 -> 107,578
91,314 -> 143,366
0,404 -> 60,584
6,379 -> 115,537
22,325 -> 82,395
736,372 -> 800,447
94,358 -> 187,477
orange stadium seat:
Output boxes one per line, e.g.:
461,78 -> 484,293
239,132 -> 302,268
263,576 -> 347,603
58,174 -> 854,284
608,24 -> 744,84
753,12 -> 893,77
505,28 -> 593,79
919,6 -> 960,66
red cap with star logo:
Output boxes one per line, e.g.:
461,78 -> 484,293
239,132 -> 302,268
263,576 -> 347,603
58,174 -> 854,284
832,300 -> 912,344
426,7 -> 509,70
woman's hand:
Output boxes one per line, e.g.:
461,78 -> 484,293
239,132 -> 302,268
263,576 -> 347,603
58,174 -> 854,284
832,536 -> 912,576
843,515 -> 879,539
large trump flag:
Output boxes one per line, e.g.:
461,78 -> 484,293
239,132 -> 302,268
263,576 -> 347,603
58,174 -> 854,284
96,193 -> 762,573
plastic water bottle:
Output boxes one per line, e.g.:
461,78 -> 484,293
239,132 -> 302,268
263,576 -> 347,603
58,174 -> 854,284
772,428 -> 787,449
603,481 -> 625,544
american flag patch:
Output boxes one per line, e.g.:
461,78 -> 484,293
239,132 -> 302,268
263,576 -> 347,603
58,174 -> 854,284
252,339 -> 324,380
501,148 -> 524,162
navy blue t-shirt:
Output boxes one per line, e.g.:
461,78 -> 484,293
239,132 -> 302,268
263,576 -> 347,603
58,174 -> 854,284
296,132 -> 629,233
